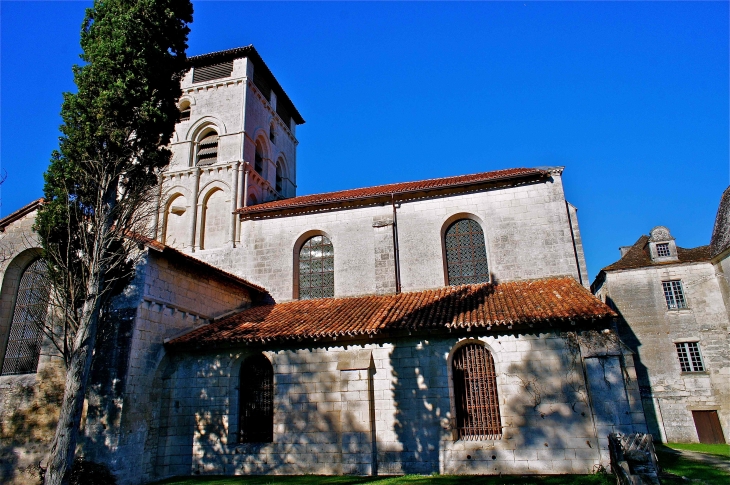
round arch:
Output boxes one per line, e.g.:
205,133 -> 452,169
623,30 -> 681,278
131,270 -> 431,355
199,185 -> 230,250
185,116 -> 226,141
440,213 -> 491,286
292,229 -> 335,300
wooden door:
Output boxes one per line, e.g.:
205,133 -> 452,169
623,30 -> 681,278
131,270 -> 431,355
692,410 -> 726,444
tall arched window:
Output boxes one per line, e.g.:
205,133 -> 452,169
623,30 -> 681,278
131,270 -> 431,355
239,354 -> 274,443
452,343 -> 501,440
275,160 -> 283,193
2,259 -> 50,375
444,219 -> 489,285
298,235 -> 334,300
254,141 -> 264,176
196,129 -> 218,166
179,100 -> 191,121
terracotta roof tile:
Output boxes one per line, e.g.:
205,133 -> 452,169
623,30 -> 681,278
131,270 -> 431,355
601,235 -> 711,272
167,277 -> 613,349
237,167 -> 547,217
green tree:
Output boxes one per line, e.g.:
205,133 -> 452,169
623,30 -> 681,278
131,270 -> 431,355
34,1 -> 193,483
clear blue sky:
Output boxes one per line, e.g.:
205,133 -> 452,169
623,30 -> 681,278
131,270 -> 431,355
1,1 -> 728,281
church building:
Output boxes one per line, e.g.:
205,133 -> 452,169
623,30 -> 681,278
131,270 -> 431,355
0,46 -> 647,485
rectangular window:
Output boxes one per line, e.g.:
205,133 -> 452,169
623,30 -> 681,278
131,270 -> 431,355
656,243 -> 670,257
192,61 -> 234,84
662,280 -> 687,309
675,342 -> 705,372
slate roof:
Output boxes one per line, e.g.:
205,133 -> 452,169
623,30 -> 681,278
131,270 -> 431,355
601,235 -> 711,273
711,186 -> 730,258
166,277 -> 614,349
237,167 -> 547,217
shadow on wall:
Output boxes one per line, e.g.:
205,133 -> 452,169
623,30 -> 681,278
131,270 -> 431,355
0,365 -> 65,483
607,298 -> 662,441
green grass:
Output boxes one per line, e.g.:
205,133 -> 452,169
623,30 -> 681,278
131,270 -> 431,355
150,474 -> 614,485
665,442 -> 730,459
655,444 -> 730,484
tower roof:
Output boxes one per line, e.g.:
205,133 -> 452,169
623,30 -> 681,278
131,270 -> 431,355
189,45 -> 304,125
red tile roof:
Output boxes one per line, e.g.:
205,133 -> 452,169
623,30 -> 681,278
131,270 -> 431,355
237,167 -> 547,218
167,277 -> 614,349
601,235 -> 711,273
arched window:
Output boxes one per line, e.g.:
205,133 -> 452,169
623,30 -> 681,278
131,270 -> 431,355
179,101 -> 191,121
298,235 -> 334,300
2,259 -> 50,375
452,343 -> 501,440
196,129 -> 218,166
254,141 -> 264,176
275,160 -> 283,193
269,122 -> 276,144
444,219 -> 489,285
239,354 -> 273,443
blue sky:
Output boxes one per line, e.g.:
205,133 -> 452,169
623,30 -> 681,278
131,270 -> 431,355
1,1 -> 728,281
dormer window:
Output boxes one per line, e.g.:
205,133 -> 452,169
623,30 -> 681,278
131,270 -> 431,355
648,226 -> 678,262
656,243 -> 670,257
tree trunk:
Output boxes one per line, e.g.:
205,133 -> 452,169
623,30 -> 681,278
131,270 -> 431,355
43,292 -> 102,485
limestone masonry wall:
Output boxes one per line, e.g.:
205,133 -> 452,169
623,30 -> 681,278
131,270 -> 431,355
151,332 -> 643,481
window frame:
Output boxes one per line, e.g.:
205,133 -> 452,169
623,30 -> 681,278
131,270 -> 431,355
295,233 -> 335,300
448,340 -> 502,441
675,341 -> 706,373
662,280 -> 687,310
442,216 -> 491,286
656,243 -> 671,258
238,353 -> 274,443
195,129 -> 219,166
1,258 -> 50,376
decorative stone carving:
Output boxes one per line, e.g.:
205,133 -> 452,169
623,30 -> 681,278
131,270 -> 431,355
649,226 -> 674,242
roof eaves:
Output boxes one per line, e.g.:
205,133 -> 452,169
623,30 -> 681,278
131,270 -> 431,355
0,198 -> 43,232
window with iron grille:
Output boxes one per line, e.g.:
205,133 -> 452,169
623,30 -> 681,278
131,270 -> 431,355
662,280 -> 687,309
239,354 -> 274,443
192,61 -> 233,84
196,132 -> 218,166
656,243 -> 670,257
445,219 -> 489,285
452,343 -> 501,440
2,259 -> 50,375
675,342 -> 705,372
298,235 -> 334,300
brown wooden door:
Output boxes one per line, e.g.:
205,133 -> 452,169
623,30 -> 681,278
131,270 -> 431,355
692,411 -> 726,444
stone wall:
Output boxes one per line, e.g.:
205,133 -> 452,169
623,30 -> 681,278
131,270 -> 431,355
602,262 -> 730,443
194,171 -> 588,302
151,330 -> 644,481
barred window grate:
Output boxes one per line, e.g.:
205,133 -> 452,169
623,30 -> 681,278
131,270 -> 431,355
298,235 -> 334,300
193,61 -> 233,84
239,354 -> 274,443
196,132 -> 218,166
662,280 -> 687,309
453,343 -> 501,440
675,342 -> 705,372
2,259 -> 50,375
445,219 -> 489,285
656,243 -> 670,257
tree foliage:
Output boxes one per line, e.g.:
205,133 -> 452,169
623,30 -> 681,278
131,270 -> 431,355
33,1 -> 193,483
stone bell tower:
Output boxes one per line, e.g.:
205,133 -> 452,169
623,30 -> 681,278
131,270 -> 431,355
157,45 -> 305,252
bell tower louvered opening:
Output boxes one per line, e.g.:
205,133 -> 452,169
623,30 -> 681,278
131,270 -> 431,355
192,61 -> 234,84
196,131 -> 219,166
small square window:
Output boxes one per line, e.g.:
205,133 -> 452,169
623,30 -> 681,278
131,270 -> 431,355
662,280 -> 687,309
656,243 -> 670,257
675,342 -> 705,372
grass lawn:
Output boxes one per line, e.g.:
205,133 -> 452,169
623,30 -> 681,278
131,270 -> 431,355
664,442 -> 730,459
150,474 -> 614,485
655,444 -> 730,484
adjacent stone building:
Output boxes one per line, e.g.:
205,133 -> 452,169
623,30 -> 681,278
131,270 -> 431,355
0,46 -> 648,484
591,193 -> 730,445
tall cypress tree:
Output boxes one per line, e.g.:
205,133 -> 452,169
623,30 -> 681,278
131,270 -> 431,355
34,1 -> 193,483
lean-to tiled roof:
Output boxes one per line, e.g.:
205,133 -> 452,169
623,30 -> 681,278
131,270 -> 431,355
167,277 -> 614,349
237,167 -> 547,218
601,235 -> 711,273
